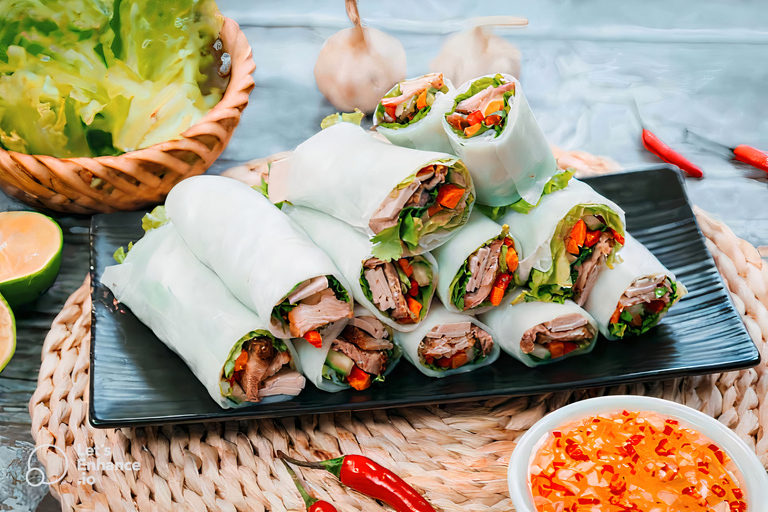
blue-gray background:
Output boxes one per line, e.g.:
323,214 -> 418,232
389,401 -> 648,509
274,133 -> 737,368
1,1 -> 766,509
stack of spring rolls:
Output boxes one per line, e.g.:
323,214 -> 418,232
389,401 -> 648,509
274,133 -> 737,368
100,71 -> 686,410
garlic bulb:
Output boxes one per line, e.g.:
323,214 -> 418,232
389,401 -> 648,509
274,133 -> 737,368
431,25 -> 522,87
314,0 -> 406,113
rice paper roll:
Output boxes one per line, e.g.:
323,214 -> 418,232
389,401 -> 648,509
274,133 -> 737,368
284,205 -> 438,332
479,290 -> 598,368
165,176 -> 353,341
433,209 -> 523,314
101,223 -> 305,409
268,122 -> 475,261
294,305 -> 402,392
501,179 -> 626,306
374,73 -> 456,154
583,234 -> 687,340
442,73 -> 557,207
394,302 -> 499,378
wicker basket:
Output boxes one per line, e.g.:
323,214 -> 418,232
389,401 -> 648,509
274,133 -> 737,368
0,17 -> 256,214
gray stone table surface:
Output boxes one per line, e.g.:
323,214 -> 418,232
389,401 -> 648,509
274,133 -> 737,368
0,1 -> 766,509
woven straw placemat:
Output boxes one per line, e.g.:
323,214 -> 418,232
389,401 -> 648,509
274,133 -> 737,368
29,173 -> 768,511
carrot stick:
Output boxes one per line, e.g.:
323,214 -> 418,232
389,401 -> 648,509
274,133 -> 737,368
436,184 -> 465,209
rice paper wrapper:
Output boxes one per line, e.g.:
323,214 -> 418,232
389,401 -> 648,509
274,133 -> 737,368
100,223 -> 302,409
583,234 -> 682,340
375,77 -> 457,155
479,290 -> 598,368
442,73 -> 557,207
294,305 -> 402,393
284,205 -> 438,332
394,302 -> 500,378
433,209 -> 522,314
165,176 -> 353,339
268,123 -> 474,253
500,179 -> 625,282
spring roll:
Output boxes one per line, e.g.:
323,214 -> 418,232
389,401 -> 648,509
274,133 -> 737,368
433,209 -> 522,314
165,176 -> 353,342
284,205 -> 438,332
294,305 -> 402,392
101,223 -> 305,409
268,122 -> 475,261
394,302 -> 499,377
584,234 -> 687,340
374,73 -> 456,154
479,290 -> 598,367
442,73 -> 557,207
501,179 -> 626,306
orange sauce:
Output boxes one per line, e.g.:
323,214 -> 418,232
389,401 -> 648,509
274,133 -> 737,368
529,410 -> 746,512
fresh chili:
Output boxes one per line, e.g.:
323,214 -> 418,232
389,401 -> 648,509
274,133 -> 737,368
734,144 -> 768,174
281,460 -> 338,512
642,128 -> 703,178
279,452 -> 437,512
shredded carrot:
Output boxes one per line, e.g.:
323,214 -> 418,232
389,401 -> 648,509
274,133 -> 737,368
234,350 -> 248,372
566,220 -> 587,255
416,89 -> 428,110
484,114 -> 502,126
407,296 -> 422,318
427,203 -> 443,217
449,351 -> 469,369
463,123 -> 482,137
489,286 -> 505,306
610,307 -> 622,324
484,100 -> 504,116
303,330 -> 322,348
347,365 -> 372,391
548,341 -> 565,358
398,258 -> 413,277
611,228 -> 626,245
503,237 -> 514,247
417,165 -> 434,176
505,247 -> 519,273
436,184 -> 465,209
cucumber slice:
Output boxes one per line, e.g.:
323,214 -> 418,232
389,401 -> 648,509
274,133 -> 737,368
326,349 -> 355,376
410,259 -> 433,287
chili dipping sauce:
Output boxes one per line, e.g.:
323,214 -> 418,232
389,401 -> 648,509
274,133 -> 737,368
529,410 -> 746,511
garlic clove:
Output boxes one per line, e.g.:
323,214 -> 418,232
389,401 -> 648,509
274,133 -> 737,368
431,26 -> 521,87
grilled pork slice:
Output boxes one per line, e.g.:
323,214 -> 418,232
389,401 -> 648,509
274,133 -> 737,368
418,322 -> 494,369
236,338 -> 303,402
368,164 -> 464,235
572,231 -> 616,306
464,239 -> 504,310
620,275 -> 672,308
520,313 -> 595,356
330,319 -> 393,376
287,288 -> 352,338
363,260 -> 409,319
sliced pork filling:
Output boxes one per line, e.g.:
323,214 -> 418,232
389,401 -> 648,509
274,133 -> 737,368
377,73 -> 447,126
521,313 -> 595,361
418,322 -> 494,370
609,275 -> 677,338
226,338 -> 305,403
453,236 -> 519,310
564,214 -> 623,306
362,255 -> 433,323
272,275 -> 353,339
368,163 -> 472,259
324,316 -> 396,391
446,74 -> 515,138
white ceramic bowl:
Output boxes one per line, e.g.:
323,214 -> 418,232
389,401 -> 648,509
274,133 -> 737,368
508,395 -> 768,511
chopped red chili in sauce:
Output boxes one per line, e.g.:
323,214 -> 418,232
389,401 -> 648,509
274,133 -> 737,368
529,410 -> 746,511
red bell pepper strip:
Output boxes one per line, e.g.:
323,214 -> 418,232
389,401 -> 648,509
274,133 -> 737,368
347,365 -> 372,391
281,460 -> 339,512
234,350 -> 248,372
642,129 -> 703,178
466,110 -> 484,125
303,330 -> 323,349
279,452 -> 437,512
734,145 -> 768,173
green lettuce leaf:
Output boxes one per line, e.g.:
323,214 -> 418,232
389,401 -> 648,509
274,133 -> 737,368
477,170 -> 574,219
608,280 -> 681,338
112,241 -> 133,263
320,108 -> 364,129
141,205 -> 169,232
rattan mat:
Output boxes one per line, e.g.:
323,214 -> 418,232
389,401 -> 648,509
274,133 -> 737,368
29,176 -> 768,511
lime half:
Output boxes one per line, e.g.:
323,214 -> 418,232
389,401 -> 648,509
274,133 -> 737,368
0,293 -> 15,372
0,211 -> 63,307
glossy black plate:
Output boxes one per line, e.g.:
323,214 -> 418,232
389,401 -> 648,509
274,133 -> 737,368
89,167 -> 759,428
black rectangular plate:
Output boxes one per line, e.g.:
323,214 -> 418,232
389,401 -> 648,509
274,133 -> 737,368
89,167 -> 760,428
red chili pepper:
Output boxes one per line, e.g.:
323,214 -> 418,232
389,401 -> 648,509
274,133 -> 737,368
734,144 -> 768,173
642,128 -> 703,178
282,460 -> 338,512
279,452 -> 436,512
467,110 -> 484,126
